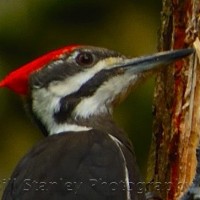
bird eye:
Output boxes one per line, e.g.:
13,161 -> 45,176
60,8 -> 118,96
76,52 -> 94,66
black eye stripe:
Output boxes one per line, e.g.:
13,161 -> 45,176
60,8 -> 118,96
53,67 -> 121,123
31,47 -> 123,89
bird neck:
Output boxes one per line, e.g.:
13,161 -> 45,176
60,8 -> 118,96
27,88 -> 117,136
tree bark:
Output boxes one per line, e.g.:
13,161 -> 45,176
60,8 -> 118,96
147,0 -> 200,200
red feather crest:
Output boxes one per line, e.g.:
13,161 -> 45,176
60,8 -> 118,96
0,45 -> 79,95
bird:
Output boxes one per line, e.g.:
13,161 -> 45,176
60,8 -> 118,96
0,45 -> 193,200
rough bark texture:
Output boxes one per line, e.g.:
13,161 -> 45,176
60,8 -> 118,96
147,0 -> 200,200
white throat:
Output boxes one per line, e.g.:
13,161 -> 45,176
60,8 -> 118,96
31,57 -> 138,135
73,72 -> 137,118
32,88 -> 92,135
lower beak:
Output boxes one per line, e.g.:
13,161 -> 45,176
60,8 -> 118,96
116,48 -> 194,73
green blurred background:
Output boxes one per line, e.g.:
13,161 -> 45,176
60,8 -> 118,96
0,0 -> 161,197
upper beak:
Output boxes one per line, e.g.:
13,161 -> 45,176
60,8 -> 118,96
116,48 -> 194,73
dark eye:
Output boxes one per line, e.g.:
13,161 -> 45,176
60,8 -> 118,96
76,52 -> 94,66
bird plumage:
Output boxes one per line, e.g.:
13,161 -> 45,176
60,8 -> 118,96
3,126 -> 144,200
0,45 -> 193,199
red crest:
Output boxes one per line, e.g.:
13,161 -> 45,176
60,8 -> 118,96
0,45 -> 79,95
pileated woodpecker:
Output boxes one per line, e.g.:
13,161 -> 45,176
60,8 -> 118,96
0,45 -> 193,200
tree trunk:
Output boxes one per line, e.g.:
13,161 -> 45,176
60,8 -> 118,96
147,0 -> 200,200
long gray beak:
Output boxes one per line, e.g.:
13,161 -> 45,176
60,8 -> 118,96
117,48 -> 194,73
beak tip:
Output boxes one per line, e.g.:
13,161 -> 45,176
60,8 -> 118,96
166,47 -> 194,63
177,47 -> 194,56
122,47 -> 194,74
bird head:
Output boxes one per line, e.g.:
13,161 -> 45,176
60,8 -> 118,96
0,45 -> 193,135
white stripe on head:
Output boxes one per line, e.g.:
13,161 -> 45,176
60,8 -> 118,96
32,87 -> 92,135
48,57 -> 123,97
32,88 -> 61,131
73,73 -> 137,118
31,56 -> 135,134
